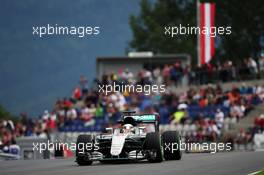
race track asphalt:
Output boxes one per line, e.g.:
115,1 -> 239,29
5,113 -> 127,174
1,151 -> 263,175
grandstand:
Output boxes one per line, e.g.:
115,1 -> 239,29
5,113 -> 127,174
1,54 -> 264,153
96,53 -> 191,86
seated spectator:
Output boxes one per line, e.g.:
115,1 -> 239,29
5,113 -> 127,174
79,75 -> 88,94
171,107 -> 188,125
199,97 -> 208,108
162,64 -> 171,85
230,103 -> 245,122
215,108 -> 224,129
72,86 -> 82,101
1,129 -> 12,146
206,120 -> 221,141
66,108 -> 77,121
63,98 -> 73,109
235,128 -> 252,150
46,112 -> 57,130
121,68 -> 134,83
81,106 -> 92,121
42,110 -> 50,120
95,104 -> 104,118
254,114 -> 264,132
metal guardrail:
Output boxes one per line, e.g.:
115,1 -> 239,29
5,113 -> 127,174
16,137 -> 49,160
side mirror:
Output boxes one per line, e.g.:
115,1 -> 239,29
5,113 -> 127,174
138,126 -> 145,134
139,126 -> 146,130
105,127 -> 113,133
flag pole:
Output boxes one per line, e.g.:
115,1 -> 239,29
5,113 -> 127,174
197,0 -> 200,66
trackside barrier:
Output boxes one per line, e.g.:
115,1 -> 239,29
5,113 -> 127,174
16,125 -> 263,160
254,132 -> 264,151
56,126 -> 176,144
16,137 -> 49,160
55,131 -> 99,144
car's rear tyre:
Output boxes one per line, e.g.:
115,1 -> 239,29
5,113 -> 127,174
76,134 -> 93,166
162,131 -> 182,160
144,132 -> 163,163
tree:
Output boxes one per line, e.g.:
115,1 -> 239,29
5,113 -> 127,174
0,105 -> 17,121
129,0 -> 264,64
216,0 -> 264,62
129,0 -> 196,62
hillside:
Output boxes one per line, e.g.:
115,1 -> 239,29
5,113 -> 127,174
0,0 -> 140,116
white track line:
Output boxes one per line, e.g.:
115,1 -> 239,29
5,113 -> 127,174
248,170 -> 261,175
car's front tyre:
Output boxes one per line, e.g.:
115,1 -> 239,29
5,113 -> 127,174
76,134 -> 93,166
144,132 -> 163,163
162,131 -> 182,160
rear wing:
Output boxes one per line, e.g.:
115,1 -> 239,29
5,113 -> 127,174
123,114 -> 158,123
122,114 -> 160,131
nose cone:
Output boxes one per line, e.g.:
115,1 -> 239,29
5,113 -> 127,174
110,134 -> 128,156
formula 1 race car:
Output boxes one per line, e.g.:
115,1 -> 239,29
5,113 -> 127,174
75,111 -> 182,165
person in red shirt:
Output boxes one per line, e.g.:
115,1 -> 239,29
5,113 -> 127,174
2,130 -> 12,146
46,113 -> 57,130
73,86 -> 82,100
254,116 -> 261,127
199,97 -> 208,108
162,64 -> 171,85
258,114 -> 264,131
64,98 -> 72,109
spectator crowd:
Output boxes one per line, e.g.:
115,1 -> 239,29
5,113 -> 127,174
1,56 -> 264,147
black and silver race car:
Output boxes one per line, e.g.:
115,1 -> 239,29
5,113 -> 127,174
75,111 -> 181,165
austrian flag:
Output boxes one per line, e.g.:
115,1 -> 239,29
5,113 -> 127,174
198,2 -> 216,65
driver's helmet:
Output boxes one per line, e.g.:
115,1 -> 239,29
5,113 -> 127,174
123,124 -> 133,131
122,116 -> 136,133
123,124 -> 134,133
